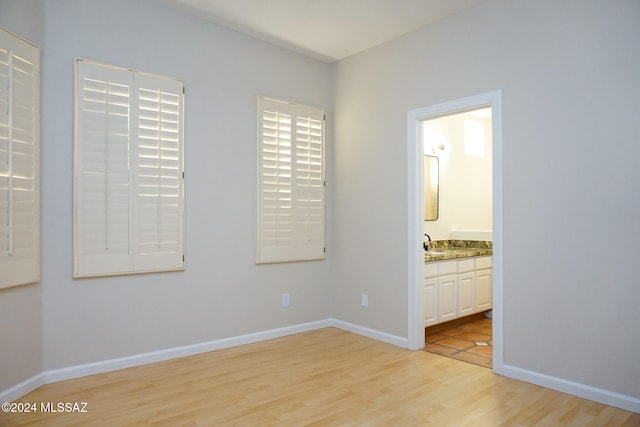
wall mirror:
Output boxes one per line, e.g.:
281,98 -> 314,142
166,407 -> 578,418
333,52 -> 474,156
424,155 -> 439,220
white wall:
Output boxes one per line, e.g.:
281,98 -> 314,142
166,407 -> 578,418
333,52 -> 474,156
0,0 -> 45,394
332,0 -> 640,400
423,113 -> 492,240
34,0 -> 332,371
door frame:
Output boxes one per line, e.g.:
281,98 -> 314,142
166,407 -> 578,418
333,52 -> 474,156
406,90 -> 504,374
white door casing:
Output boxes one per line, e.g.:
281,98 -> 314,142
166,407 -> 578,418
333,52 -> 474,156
406,90 -> 503,375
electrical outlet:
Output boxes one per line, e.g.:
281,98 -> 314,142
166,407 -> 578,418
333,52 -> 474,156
361,293 -> 368,307
282,293 -> 290,308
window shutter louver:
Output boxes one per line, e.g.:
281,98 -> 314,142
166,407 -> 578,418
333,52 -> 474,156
74,60 -> 184,277
0,29 -> 40,289
257,97 -> 325,264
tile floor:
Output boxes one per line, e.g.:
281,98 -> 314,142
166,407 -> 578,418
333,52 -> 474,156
424,315 -> 492,368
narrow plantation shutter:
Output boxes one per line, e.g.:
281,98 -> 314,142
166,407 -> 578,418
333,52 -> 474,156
294,113 -> 324,251
133,73 -> 184,272
0,29 -> 40,289
74,60 -> 184,277
75,62 -> 133,276
257,97 -> 325,264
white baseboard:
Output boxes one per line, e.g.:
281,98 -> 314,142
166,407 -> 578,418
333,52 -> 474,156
0,318 -> 404,403
0,319 -> 331,403
329,318 -> 408,348
4,320 -> 637,415
502,364 -> 640,413
44,319 -> 333,385
0,373 -> 45,404
41,318 -> 406,386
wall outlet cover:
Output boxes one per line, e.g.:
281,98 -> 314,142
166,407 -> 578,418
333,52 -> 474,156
282,293 -> 290,307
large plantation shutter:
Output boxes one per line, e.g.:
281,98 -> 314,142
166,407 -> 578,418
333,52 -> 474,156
257,97 -> 325,264
74,60 -> 184,278
0,28 -> 40,289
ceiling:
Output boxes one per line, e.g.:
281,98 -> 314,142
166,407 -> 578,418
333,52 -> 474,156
158,0 -> 487,63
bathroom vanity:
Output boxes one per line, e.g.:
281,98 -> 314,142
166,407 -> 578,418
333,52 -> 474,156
424,242 -> 492,327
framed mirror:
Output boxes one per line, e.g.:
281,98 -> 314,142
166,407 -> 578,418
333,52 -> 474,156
424,155 -> 439,220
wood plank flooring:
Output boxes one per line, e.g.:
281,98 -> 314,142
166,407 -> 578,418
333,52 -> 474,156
1,327 -> 638,426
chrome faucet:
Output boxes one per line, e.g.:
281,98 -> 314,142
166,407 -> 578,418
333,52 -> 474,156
423,234 -> 431,251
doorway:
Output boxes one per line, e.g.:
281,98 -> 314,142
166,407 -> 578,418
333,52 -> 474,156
422,107 -> 493,367
406,91 -> 504,375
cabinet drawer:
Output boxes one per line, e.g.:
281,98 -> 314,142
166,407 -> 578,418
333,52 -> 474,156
476,256 -> 492,269
424,263 -> 438,278
457,258 -> 475,273
438,260 -> 457,275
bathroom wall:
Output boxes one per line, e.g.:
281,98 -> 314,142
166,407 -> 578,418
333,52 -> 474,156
423,112 -> 492,241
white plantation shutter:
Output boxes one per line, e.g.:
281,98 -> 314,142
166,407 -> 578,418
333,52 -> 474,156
257,97 -> 325,264
0,28 -> 40,289
75,62 -> 133,276
74,60 -> 184,277
133,74 -> 184,271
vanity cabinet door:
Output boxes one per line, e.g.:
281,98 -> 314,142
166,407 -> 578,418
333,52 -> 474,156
458,271 -> 475,317
438,274 -> 458,322
424,276 -> 438,326
475,268 -> 493,312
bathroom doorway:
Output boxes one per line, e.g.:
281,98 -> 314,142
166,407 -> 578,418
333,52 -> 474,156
406,91 -> 504,375
422,107 -> 494,367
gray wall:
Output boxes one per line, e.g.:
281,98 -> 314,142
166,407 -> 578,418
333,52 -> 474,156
0,0 -> 45,394
332,0 -> 640,398
34,0 -> 331,372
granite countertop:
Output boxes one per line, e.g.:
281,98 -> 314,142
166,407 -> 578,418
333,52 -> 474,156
424,239 -> 493,262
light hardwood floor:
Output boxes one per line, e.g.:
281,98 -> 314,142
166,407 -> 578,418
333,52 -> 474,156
1,327 -> 638,426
